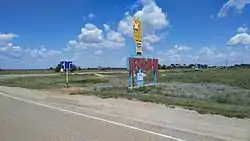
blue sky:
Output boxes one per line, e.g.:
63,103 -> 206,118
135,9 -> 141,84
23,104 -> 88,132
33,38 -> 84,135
0,0 -> 250,69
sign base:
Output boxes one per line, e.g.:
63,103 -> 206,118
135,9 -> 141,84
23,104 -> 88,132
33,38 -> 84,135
128,83 -> 160,89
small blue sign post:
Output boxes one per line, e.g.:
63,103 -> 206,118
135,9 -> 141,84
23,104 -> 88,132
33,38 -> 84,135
61,61 -> 73,88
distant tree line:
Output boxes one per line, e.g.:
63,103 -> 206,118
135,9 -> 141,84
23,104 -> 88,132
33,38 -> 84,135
45,63 -> 250,72
157,63 -> 250,69
49,63 -> 126,72
1,63 -> 250,71
158,64 -> 207,69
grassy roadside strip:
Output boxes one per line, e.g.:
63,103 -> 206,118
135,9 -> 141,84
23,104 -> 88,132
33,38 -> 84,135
80,91 -> 250,119
1,69 -> 250,119
0,74 -> 109,89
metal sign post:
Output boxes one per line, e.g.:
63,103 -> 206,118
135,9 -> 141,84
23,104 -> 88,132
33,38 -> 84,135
194,64 -> 198,80
133,17 -> 142,56
66,69 -> 69,88
61,61 -> 72,88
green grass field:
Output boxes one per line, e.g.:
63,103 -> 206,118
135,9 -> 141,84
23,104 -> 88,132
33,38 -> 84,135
0,69 -> 54,75
0,73 -> 109,89
1,68 -> 250,118
157,69 -> 250,89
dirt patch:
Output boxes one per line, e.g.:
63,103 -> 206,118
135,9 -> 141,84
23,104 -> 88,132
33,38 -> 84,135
49,87 -> 91,95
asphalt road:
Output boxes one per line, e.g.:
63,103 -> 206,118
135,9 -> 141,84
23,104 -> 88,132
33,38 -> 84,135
0,90 -> 243,141
0,92 -> 173,141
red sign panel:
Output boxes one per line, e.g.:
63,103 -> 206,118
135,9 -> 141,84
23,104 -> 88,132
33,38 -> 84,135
128,57 -> 159,87
128,57 -> 158,72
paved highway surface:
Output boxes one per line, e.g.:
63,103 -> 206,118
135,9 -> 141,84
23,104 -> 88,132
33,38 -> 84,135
0,92 -> 182,141
0,87 -> 248,141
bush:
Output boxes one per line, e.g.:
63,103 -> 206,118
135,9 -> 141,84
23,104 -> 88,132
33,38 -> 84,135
55,64 -> 61,72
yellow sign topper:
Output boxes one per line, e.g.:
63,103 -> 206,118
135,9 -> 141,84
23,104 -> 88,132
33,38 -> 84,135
133,17 -> 142,55
133,17 -> 142,42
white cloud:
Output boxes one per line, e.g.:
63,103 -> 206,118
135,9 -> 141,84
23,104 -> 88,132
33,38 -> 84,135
103,24 -> 110,31
198,46 -> 227,60
143,34 -> 160,43
0,33 -> 21,59
78,23 -> 103,43
237,26 -> 248,33
158,44 -> 250,66
0,38 -> 63,68
174,45 -> 191,51
167,45 -> 191,59
47,50 -> 62,56
143,41 -> 154,52
0,33 -> 18,41
24,46 -> 62,59
71,52 -> 81,61
88,13 -> 95,19
0,33 -> 18,44
67,40 -> 78,48
118,0 -> 169,35
94,50 -> 103,55
117,0 -> 169,52
66,23 -> 126,50
157,45 -> 192,64
217,0 -> 250,18
117,12 -> 134,37
67,40 -> 87,49
245,46 -> 250,51
227,33 -> 250,45
0,43 -> 22,52
0,43 -> 22,59
198,46 -> 215,56
133,0 -> 169,33
104,24 -> 125,43
157,45 -> 239,65
75,1 -> 169,53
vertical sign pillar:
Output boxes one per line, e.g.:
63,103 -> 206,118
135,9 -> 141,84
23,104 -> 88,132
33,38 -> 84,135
133,17 -> 142,56
128,57 -> 135,88
61,61 -> 72,88
66,69 -> 69,88
153,58 -> 159,85
133,17 -> 143,87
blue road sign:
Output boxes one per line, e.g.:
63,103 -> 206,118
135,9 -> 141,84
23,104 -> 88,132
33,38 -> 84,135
61,61 -> 73,71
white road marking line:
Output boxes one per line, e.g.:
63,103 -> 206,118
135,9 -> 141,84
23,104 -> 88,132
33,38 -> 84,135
0,92 -> 186,141
58,103 -> 229,141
